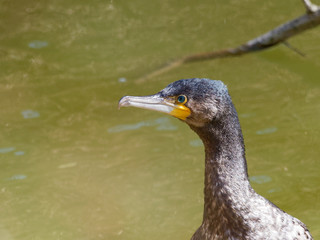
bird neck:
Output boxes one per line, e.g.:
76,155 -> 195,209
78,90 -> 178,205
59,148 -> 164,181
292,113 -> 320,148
190,107 -> 253,236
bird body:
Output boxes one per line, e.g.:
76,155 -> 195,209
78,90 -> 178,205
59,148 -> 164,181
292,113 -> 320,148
119,78 -> 312,240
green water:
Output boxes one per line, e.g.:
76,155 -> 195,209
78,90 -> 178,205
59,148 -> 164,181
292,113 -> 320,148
1,0 -> 319,239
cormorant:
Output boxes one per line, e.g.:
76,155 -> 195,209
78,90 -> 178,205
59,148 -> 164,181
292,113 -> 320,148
118,78 -> 312,240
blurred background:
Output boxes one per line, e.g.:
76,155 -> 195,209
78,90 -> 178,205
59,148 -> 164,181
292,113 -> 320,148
0,0 -> 319,239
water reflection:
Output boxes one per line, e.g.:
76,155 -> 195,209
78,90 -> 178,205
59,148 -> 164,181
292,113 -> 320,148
189,139 -> 203,147
239,113 -> 256,118
14,151 -> 25,156
249,175 -> 272,184
58,162 -> 77,169
108,117 -> 177,133
7,175 -> 27,181
256,127 -> 278,135
268,188 -> 282,194
0,147 -> 15,153
28,40 -> 49,49
21,110 -> 40,119
118,77 -> 127,83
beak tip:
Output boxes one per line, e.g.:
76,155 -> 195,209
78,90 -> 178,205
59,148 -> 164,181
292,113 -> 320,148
118,96 -> 130,109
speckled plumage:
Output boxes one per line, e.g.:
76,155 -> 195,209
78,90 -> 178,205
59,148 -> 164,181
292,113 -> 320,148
120,78 -> 313,240
167,79 -> 312,240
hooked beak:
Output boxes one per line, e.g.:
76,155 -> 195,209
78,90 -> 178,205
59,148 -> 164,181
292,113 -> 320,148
118,94 -> 191,120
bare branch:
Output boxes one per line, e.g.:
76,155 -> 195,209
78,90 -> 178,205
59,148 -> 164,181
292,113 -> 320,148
137,4 -> 320,83
302,0 -> 320,13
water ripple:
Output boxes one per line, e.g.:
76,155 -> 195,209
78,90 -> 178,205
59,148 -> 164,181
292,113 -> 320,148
108,117 -> 177,133
256,127 -> 277,135
7,175 -> 27,181
0,147 -> 15,154
14,151 -> 25,156
189,139 -> 203,147
249,175 -> 272,184
21,110 -> 40,119
28,40 -> 48,49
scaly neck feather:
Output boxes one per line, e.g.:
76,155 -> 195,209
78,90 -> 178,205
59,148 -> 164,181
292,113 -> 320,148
190,104 -> 253,238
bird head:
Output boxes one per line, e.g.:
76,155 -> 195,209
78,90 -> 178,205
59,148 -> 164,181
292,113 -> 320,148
118,78 -> 231,127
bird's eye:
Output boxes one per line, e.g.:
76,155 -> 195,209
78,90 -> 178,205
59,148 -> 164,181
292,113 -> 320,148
177,95 -> 187,104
